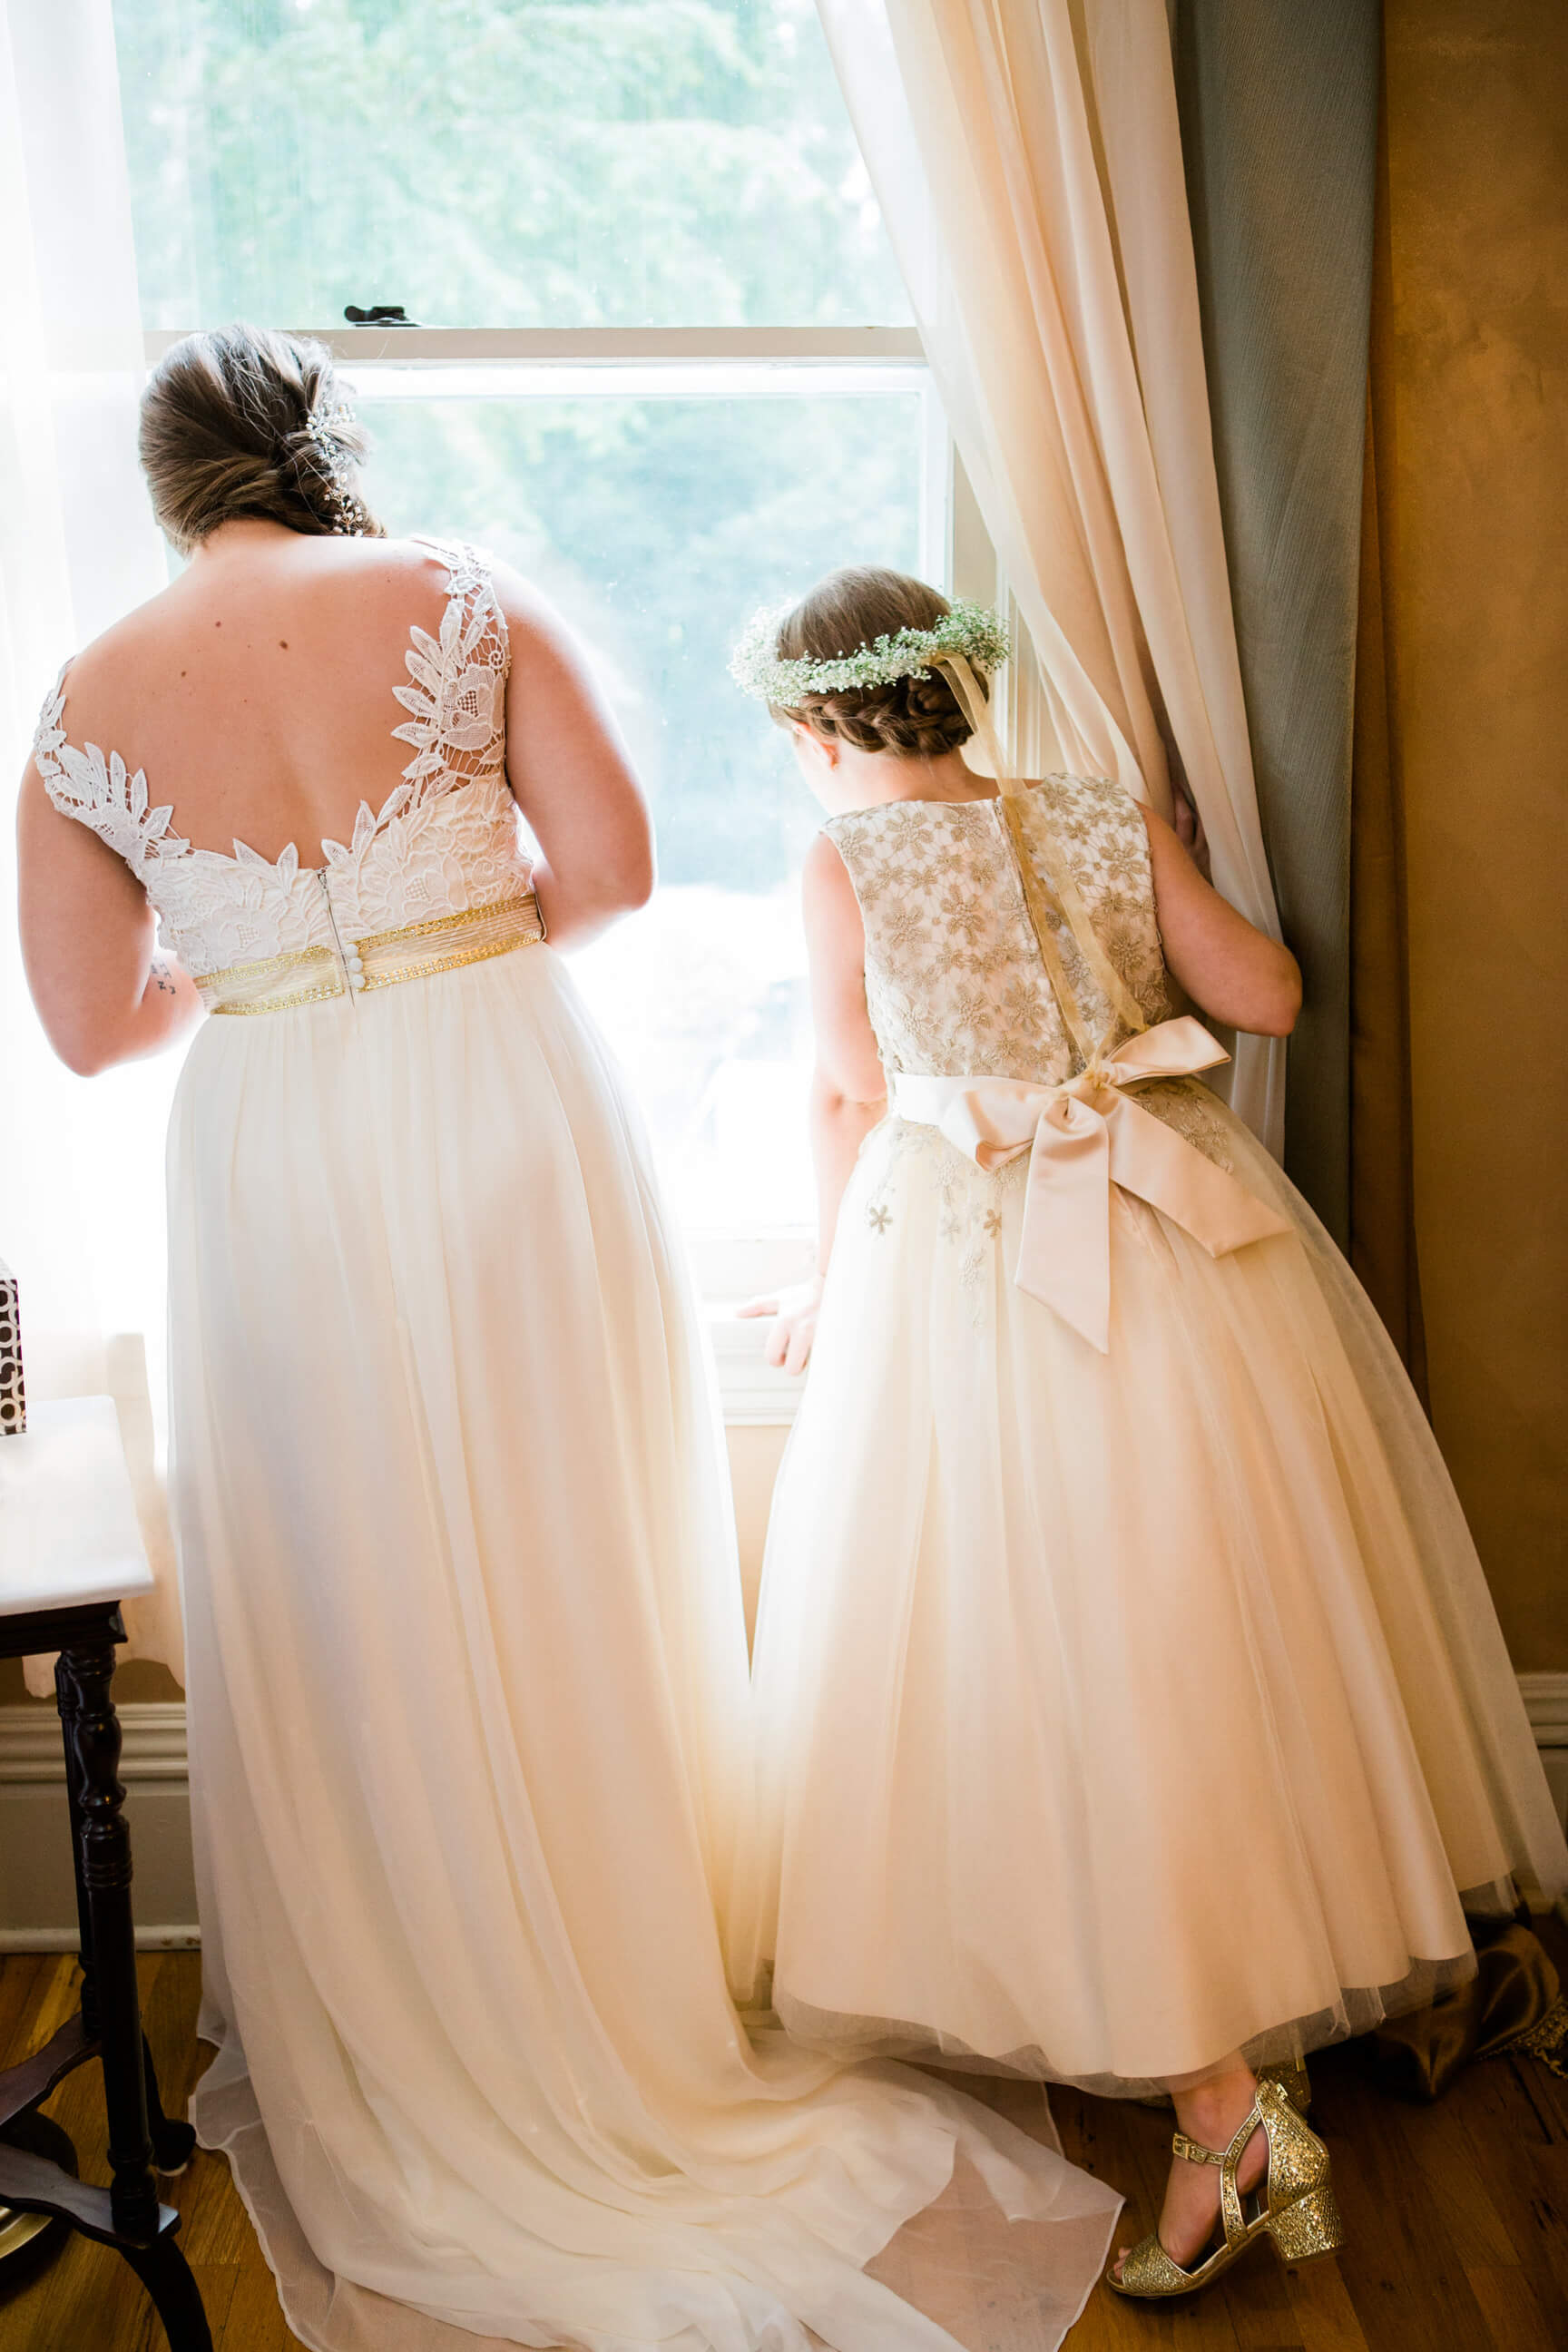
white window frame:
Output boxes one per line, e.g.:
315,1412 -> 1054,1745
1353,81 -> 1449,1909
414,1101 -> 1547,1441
144,325 -> 1013,1419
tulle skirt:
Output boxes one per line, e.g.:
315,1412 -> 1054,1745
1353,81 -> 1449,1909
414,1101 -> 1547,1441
730,1083 -> 1568,2097
166,946 -> 1121,2352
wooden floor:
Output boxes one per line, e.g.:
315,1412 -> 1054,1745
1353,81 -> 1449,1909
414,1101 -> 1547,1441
2,1936 -> 1567,2351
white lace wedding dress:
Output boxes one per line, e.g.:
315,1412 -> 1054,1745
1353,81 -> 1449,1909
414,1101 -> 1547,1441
33,543 -> 1121,2352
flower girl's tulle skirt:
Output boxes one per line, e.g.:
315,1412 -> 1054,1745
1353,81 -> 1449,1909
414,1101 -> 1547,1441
731,1085 -> 1568,2096
166,946 -> 1121,2352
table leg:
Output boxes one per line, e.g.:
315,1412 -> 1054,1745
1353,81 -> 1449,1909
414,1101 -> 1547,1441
121,2235 -> 216,2352
55,1638 -> 160,2242
57,1661 -> 197,2174
54,1651 -> 98,2042
143,2032 -> 197,2176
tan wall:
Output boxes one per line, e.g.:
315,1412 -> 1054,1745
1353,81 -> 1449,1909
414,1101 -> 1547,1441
1386,1 -> 1568,1664
0,1652 -> 181,1708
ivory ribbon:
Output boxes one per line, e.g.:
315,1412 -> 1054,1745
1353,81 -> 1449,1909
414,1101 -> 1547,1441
891,1016 -> 1291,1353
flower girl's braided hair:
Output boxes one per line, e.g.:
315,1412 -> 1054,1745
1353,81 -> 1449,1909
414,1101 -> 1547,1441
139,324 -> 385,553
734,568 -> 1006,759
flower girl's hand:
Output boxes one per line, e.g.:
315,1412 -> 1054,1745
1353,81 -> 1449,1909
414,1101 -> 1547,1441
1171,780 -> 1213,881
738,1276 -> 826,1377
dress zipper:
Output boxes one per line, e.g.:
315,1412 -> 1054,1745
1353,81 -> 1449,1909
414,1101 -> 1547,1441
318,871 -> 365,1004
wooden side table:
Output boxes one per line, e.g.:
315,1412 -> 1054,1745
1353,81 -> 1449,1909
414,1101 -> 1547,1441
0,1396 -> 211,2350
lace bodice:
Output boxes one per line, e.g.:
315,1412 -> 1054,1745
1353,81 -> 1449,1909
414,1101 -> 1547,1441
32,539 -> 533,984
826,771 -> 1170,1084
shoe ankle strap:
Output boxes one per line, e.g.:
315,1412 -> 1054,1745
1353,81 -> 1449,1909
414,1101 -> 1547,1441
1172,2079 -> 1288,2245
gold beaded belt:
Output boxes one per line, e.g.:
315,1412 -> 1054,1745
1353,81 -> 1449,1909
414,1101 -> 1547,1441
191,889 -> 547,1016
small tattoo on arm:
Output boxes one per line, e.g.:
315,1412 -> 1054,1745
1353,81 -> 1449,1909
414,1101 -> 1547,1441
150,956 -> 178,996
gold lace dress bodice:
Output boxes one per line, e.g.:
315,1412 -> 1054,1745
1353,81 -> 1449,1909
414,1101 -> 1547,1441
826,770 -> 1240,1289
824,771 -> 1170,1085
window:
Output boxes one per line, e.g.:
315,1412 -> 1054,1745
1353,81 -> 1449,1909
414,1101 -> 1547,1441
113,0 -> 989,1311
113,0 -> 912,331
347,362 -> 941,1236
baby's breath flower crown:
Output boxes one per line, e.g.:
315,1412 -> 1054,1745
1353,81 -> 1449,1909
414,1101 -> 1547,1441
730,598 -> 1010,705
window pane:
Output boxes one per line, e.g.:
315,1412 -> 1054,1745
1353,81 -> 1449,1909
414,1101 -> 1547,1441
113,0 -> 911,331
351,372 -> 928,1226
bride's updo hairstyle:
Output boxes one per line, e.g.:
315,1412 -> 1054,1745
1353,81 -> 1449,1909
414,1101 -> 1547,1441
139,324 -> 385,554
772,567 -> 983,759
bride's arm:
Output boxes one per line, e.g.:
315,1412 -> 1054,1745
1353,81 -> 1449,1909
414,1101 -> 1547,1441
489,564 -> 653,950
740,833 -> 886,1375
17,766 -> 202,1076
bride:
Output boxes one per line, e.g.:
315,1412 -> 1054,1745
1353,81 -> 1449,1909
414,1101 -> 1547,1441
15,327 -> 1120,2352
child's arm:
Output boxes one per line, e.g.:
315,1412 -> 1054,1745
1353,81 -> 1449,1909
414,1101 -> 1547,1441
802,831 -> 888,1269
740,832 -> 886,1375
1140,803 -> 1301,1036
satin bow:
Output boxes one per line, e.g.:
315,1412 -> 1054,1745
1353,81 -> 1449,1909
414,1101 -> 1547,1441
890,1017 -> 1293,1352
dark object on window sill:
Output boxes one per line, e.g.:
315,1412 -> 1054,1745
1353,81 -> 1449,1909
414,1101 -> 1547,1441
343,304 -> 420,326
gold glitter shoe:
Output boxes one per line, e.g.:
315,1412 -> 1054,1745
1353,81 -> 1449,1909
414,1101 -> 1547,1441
1260,2058 -> 1312,2113
1105,2074 -> 1344,2300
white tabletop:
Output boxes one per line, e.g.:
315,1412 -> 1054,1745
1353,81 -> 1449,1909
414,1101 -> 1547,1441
0,1396 -> 153,1618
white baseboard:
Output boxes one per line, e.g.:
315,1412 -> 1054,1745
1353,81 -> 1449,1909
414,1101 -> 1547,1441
0,1924 -> 199,1953
1518,1672 -> 1568,1745
0,1701 -> 188,1782
1520,1671 -> 1568,1838
3,1677 -> 1567,1952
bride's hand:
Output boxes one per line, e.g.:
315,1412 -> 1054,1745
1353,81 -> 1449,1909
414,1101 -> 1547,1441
738,1275 -> 826,1377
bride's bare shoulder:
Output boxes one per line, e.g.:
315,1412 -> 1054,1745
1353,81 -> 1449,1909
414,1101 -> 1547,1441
483,554 -> 592,671
55,534 -> 454,727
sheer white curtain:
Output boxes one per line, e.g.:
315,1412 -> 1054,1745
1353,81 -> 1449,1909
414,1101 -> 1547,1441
1,0 -> 185,1688
817,0 -> 1285,1145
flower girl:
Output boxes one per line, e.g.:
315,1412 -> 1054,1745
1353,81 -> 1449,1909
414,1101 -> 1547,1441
730,566 -> 1568,2299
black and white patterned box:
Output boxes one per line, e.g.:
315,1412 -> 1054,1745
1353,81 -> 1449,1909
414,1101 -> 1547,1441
0,1259 -> 24,1436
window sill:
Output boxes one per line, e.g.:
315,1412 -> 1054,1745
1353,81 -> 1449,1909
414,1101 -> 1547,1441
144,326 -> 926,367
703,1302 -> 804,1428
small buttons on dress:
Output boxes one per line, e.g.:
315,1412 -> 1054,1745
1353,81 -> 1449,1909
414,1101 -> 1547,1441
349,971 -> 367,992
345,946 -> 366,993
